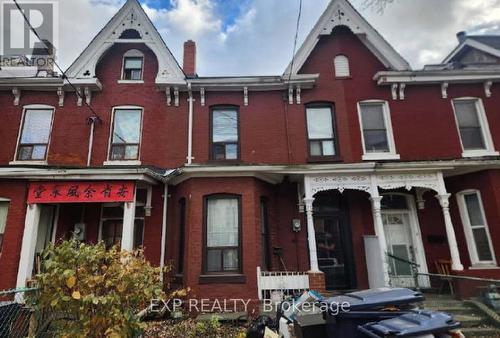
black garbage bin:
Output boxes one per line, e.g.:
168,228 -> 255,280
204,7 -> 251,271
357,310 -> 461,337
322,288 -> 424,338
293,305 -> 327,338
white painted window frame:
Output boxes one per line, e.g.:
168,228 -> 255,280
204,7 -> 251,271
0,198 -> 10,255
456,190 -> 497,268
98,200 -> 145,248
118,49 -> 145,84
451,97 -> 499,158
357,100 -> 400,161
334,55 -> 350,78
104,105 -> 143,166
10,104 -> 56,166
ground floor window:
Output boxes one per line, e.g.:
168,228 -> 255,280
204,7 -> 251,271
0,201 -> 9,254
100,202 -> 145,250
205,195 -> 240,273
457,190 -> 496,266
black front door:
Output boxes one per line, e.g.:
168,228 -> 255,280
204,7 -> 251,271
313,192 -> 356,290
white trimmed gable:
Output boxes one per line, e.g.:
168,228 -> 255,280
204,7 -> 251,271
66,0 -> 185,83
284,0 -> 410,75
443,38 -> 500,64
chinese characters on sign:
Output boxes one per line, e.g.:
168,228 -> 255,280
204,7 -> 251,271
27,181 -> 135,204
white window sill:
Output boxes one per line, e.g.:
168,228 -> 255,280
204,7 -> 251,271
462,150 -> 500,158
117,80 -> 144,84
469,264 -> 499,270
362,153 -> 401,161
9,160 -> 48,165
103,160 -> 142,166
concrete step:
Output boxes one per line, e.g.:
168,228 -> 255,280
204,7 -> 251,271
460,326 -> 500,337
454,314 -> 486,328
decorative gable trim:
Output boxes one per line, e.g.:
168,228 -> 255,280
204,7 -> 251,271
65,0 -> 184,84
443,38 -> 500,64
284,0 -> 410,75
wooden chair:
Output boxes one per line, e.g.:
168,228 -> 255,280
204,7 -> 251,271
435,260 -> 454,295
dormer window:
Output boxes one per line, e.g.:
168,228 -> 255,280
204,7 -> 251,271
334,55 -> 350,78
121,49 -> 144,81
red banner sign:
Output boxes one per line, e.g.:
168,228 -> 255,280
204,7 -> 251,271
27,181 -> 136,204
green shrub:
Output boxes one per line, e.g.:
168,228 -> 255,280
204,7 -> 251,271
31,240 -> 165,338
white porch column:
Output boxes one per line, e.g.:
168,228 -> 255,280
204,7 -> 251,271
16,204 -> 41,288
370,195 -> 391,287
303,197 -> 320,272
121,198 -> 136,251
436,194 -> 464,271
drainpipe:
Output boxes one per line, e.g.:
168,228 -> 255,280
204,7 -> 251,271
87,116 -> 100,167
186,82 -> 194,165
160,182 -> 169,283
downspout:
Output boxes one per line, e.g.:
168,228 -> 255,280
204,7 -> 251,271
186,82 -> 194,165
87,116 -> 100,167
160,182 -> 169,283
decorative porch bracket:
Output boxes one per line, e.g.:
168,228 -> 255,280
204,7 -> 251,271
303,171 -> 464,287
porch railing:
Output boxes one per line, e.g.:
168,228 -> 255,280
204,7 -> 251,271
256,267 -> 309,302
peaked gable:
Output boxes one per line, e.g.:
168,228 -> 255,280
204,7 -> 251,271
284,0 -> 410,75
66,0 -> 185,83
443,37 -> 500,65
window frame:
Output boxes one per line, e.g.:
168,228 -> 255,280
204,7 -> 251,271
119,49 -> 145,83
260,197 -> 271,271
105,106 -> 144,165
305,102 -> 340,161
456,190 -> 497,268
12,104 -> 55,164
177,198 -> 186,274
209,105 -> 241,162
0,198 -> 10,256
202,194 -> 242,275
451,97 -> 498,158
334,55 -> 351,78
357,100 -> 400,161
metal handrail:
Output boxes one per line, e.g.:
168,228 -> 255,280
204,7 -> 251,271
386,252 -> 421,290
386,253 -> 420,268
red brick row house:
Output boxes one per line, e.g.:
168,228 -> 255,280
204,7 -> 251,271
1,0 -> 500,303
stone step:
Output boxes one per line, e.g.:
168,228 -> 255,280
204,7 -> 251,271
454,314 -> 487,328
460,326 -> 500,337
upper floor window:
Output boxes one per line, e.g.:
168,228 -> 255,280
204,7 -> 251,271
457,190 -> 496,267
205,195 -> 241,273
334,55 -> 350,78
121,49 -> 144,81
109,107 -> 142,161
306,104 -> 337,158
0,200 -> 9,254
16,106 -> 54,161
358,100 -> 399,161
211,107 -> 239,161
452,98 -> 498,157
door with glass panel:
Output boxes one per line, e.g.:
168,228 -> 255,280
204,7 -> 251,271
382,194 -> 429,288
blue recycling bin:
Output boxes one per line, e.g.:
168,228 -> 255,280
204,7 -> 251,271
322,288 -> 424,338
357,310 -> 461,337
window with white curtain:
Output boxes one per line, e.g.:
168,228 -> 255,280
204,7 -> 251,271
17,108 -> 54,161
205,196 -> 240,273
358,101 -> 400,160
306,105 -> 336,157
452,98 -> 497,157
334,55 -> 350,78
457,190 -> 496,266
211,107 -> 239,161
0,201 -> 9,254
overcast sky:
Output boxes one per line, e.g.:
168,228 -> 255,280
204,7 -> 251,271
55,0 -> 500,75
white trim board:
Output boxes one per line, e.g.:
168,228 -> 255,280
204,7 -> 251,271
284,0 -> 410,75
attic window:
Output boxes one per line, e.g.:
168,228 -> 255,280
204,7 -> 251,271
119,29 -> 141,39
334,55 -> 350,78
122,49 -> 144,81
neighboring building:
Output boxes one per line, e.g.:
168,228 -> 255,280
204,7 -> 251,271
1,0 -> 500,304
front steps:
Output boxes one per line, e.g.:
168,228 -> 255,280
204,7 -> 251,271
422,294 -> 500,337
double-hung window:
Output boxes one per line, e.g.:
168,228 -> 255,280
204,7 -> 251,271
452,98 -> 498,157
0,201 -> 9,254
16,107 -> 54,162
122,50 -> 144,81
211,107 -> 239,161
109,107 -> 142,161
306,104 -> 337,158
358,101 -> 399,160
457,190 -> 496,267
205,195 -> 240,273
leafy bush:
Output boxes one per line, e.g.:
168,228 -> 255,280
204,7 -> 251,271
31,240 -> 165,338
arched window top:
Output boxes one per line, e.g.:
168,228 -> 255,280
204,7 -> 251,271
334,55 -> 350,78
123,49 -> 144,58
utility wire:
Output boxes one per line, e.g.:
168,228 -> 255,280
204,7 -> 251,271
288,0 -> 303,82
12,0 -> 101,120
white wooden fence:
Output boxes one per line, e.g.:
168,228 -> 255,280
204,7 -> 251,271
257,267 -> 310,301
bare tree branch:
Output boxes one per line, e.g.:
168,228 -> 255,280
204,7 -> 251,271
361,0 -> 395,13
